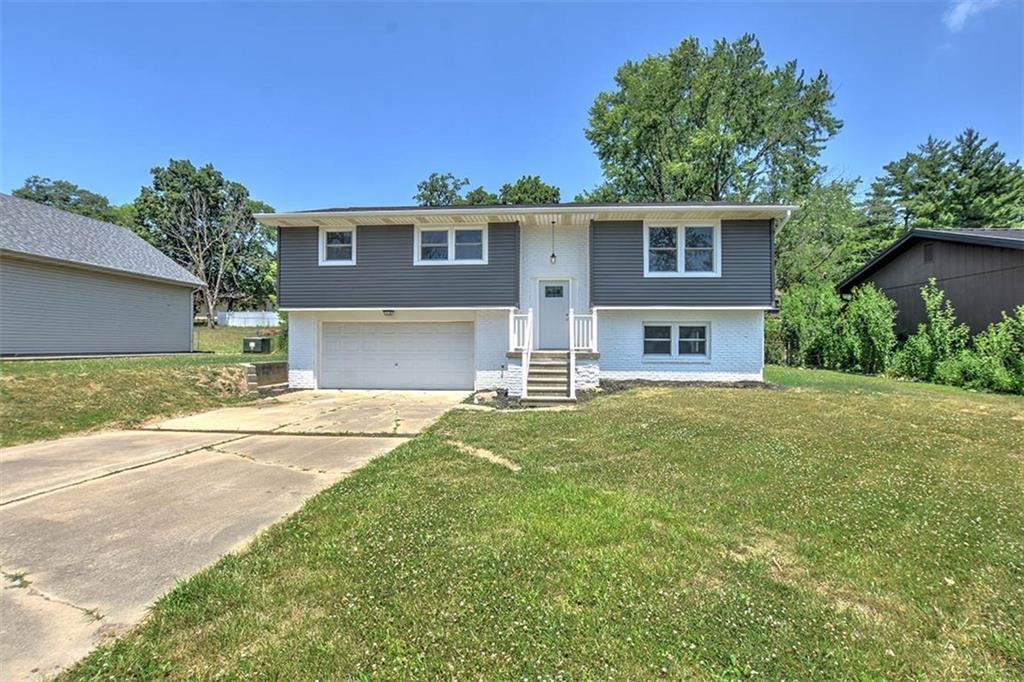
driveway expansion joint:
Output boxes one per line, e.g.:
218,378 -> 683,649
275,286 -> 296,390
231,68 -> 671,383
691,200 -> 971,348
0,433 -> 250,507
3,571 -> 104,623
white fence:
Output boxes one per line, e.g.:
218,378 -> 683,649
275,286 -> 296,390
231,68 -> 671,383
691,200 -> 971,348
216,311 -> 280,327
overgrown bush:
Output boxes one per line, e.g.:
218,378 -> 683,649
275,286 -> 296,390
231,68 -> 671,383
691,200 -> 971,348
763,314 -> 786,364
891,279 -> 969,381
843,284 -> 897,373
779,283 -> 849,368
934,307 -> 1024,393
774,275 -> 1021,394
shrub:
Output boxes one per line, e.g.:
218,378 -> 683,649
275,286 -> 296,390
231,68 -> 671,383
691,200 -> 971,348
843,283 -> 897,373
779,283 -> 848,368
764,314 -> 786,365
891,279 -> 969,381
935,307 -> 1024,394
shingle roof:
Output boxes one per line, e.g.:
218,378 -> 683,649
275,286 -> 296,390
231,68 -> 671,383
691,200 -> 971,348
0,193 -> 202,287
839,227 -> 1024,293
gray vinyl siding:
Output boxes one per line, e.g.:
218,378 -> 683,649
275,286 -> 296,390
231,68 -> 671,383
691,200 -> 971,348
0,256 -> 194,355
590,220 -> 774,306
860,240 -> 1024,336
278,223 -> 519,308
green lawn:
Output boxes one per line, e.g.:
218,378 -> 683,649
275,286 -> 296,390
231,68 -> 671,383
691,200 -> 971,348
66,370 -> 1023,679
193,325 -> 283,355
0,326 -> 282,446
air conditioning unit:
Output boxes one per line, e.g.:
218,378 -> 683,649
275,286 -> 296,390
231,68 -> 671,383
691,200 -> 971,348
243,336 -> 272,354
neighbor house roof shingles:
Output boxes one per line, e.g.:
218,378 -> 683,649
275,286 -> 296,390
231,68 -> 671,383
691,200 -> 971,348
0,193 -> 203,287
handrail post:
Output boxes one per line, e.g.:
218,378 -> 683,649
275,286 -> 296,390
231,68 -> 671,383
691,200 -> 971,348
568,307 -> 577,400
591,309 -> 598,352
508,308 -> 514,352
521,308 -> 533,399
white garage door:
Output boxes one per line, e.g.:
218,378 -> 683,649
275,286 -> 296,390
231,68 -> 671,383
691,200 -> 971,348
320,322 -> 475,389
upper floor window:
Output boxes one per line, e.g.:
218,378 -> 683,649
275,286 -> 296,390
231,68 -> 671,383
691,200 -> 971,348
643,221 -> 721,277
319,227 -> 355,266
414,226 -> 488,265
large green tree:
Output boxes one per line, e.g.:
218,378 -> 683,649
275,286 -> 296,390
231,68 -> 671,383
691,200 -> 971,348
866,128 -> 1024,231
13,176 -> 133,225
498,175 -> 560,204
414,172 -> 559,206
774,180 -> 865,290
133,160 -> 274,326
585,34 -> 841,203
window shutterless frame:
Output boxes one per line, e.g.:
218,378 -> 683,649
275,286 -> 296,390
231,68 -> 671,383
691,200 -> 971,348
413,225 -> 488,265
641,321 -> 711,362
642,220 -> 722,278
318,226 -> 356,266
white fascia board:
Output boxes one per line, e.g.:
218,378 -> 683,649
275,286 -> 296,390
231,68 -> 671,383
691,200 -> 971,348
593,306 -> 773,311
279,306 -> 516,312
257,204 -> 799,226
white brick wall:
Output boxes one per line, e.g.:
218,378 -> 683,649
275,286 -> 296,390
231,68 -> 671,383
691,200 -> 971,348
287,311 -> 317,389
575,358 -> 600,390
520,224 -> 590,318
597,309 -> 764,382
474,310 -> 519,392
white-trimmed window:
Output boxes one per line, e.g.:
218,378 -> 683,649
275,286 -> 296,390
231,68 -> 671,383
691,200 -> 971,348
319,227 -> 356,266
642,322 -> 710,360
643,221 -> 721,277
414,226 -> 488,265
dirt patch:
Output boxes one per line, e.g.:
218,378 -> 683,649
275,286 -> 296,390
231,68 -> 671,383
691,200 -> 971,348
193,366 -> 249,398
726,532 -> 892,623
446,439 -> 521,472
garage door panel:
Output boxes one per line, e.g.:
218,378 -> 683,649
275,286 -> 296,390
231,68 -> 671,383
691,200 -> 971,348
320,322 -> 474,389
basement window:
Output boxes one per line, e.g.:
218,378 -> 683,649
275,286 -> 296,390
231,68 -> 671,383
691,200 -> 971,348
642,322 -> 710,361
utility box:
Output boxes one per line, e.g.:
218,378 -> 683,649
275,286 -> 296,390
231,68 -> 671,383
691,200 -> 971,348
243,336 -> 272,354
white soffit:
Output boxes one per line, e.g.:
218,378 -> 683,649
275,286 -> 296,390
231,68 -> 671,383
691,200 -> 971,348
258,205 -> 796,228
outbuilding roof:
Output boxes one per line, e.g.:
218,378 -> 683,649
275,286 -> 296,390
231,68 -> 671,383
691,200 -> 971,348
0,193 -> 203,287
839,227 -> 1024,294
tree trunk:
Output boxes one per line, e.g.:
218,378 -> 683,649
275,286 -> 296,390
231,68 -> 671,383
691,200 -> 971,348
203,291 -> 217,329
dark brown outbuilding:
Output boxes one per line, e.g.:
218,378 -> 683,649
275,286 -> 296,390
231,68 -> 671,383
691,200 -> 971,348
838,228 -> 1024,337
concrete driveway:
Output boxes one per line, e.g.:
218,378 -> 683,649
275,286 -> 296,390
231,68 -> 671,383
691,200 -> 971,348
0,390 -> 465,680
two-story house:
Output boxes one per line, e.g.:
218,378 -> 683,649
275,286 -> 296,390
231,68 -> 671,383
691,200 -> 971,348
257,203 -> 794,404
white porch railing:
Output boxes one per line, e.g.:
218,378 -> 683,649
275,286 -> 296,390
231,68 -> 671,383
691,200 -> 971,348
568,308 -> 577,400
509,311 -> 531,351
571,310 -> 598,352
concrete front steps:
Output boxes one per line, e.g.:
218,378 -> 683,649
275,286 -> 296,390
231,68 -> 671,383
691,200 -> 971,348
522,351 -> 576,407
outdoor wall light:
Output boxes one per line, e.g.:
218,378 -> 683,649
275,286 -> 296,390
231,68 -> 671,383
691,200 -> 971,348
549,220 -> 557,265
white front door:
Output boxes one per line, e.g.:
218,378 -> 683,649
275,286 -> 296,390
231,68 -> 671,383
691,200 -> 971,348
320,322 -> 474,389
537,280 -> 570,349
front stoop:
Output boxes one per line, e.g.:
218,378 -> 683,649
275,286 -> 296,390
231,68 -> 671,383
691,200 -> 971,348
523,351 -> 576,407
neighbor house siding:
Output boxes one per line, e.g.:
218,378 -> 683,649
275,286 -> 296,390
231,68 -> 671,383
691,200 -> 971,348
278,223 -> 519,309
859,240 -> 1024,336
0,255 -> 193,355
589,219 -> 773,307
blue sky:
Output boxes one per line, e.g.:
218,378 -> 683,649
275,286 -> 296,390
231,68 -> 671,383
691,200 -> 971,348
2,1 -> 1021,211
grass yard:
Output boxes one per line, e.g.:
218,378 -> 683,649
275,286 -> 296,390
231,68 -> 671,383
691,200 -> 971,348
193,325 -> 283,355
66,369 -> 1023,679
0,326 -> 282,446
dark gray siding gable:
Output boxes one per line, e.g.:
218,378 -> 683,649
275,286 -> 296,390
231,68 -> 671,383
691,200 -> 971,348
590,219 -> 773,306
278,222 -> 519,308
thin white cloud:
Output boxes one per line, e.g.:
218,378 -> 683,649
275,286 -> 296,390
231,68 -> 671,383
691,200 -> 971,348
943,0 -> 1000,32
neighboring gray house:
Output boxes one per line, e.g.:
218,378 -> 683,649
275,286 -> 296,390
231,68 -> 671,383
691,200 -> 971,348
0,193 -> 202,356
839,228 -> 1024,336
258,202 -> 794,403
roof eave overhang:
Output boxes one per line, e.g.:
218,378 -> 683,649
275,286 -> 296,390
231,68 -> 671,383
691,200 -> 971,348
838,228 -> 1024,293
256,204 -> 798,228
